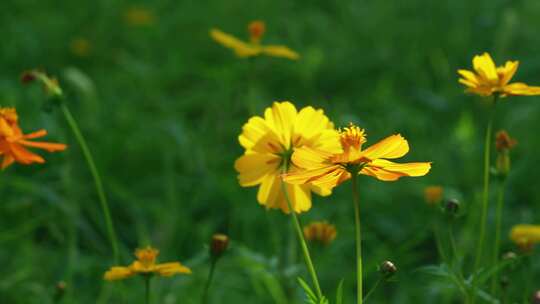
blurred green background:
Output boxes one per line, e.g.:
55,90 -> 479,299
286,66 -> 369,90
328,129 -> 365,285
2,0 -> 540,303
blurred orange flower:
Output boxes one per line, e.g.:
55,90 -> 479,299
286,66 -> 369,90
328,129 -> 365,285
424,186 -> 443,205
495,130 -> 517,152
210,20 -> 299,60
303,221 -> 337,245
104,246 -> 191,280
0,107 -> 67,169
284,123 -> 431,190
458,52 -> 540,97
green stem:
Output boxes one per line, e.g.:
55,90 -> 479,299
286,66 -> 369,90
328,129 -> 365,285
145,276 -> 151,304
472,96 -> 497,302
351,174 -> 363,304
201,259 -> 217,304
490,178 -> 506,296
280,170 -> 323,300
448,224 -> 469,302
60,103 -> 119,263
362,276 -> 382,302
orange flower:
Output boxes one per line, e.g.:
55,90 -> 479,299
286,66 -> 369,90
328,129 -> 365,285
0,107 -> 67,169
284,123 -> 431,190
424,186 -> 443,205
303,221 -> 337,245
495,130 -> 517,152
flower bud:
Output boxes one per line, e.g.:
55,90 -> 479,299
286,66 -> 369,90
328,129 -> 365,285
496,152 -> 511,177
380,260 -> 397,278
248,21 -> 266,44
445,198 -> 460,216
531,290 -> 540,304
210,233 -> 229,259
20,71 -> 37,84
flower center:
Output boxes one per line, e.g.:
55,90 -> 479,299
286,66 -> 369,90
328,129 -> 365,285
135,247 -> 159,268
339,123 -> 366,152
248,20 -> 266,44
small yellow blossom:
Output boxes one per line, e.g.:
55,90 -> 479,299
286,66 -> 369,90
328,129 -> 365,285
70,38 -> 91,57
458,52 -> 540,97
424,186 -> 443,205
303,221 -> 337,245
104,246 -> 191,281
510,224 -> 540,251
234,101 -> 341,213
0,107 -> 67,169
210,20 -> 299,60
284,123 -> 431,190
124,6 -> 155,27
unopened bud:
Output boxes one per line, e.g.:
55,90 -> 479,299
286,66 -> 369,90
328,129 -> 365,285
445,199 -> 460,215
210,233 -> 229,259
20,71 -> 37,84
54,281 -> 66,302
531,290 -> 540,304
380,260 -> 397,278
496,152 -> 511,177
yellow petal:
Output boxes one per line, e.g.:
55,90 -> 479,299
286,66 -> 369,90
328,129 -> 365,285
473,52 -> 498,83
262,45 -> 300,60
363,159 -> 432,181
264,101 -> 297,150
510,224 -> 540,245
497,61 -> 519,86
359,134 -> 409,160
238,116 -> 282,153
210,29 -> 260,57
503,82 -> 540,96
291,146 -> 332,170
457,69 -> 479,85
257,174 -> 282,209
234,153 -> 280,186
104,267 -> 134,281
285,183 -> 312,213
155,262 -> 192,276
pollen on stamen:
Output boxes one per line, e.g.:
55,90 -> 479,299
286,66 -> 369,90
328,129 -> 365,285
339,123 -> 367,151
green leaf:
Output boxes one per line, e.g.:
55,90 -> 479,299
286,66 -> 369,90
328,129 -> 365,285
335,279 -> 344,304
297,277 -> 318,303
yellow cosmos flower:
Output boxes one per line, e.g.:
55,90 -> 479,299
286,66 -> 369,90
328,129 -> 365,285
284,123 -> 431,190
234,101 -> 341,213
210,20 -> 299,60
303,221 -> 337,245
458,52 -> 540,97
104,246 -> 191,281
424,186 -> 443,205
510,224 -> 540,251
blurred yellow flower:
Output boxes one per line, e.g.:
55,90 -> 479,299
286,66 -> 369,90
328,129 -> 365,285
0,107 -> 67,169
284,123 -> 431,190
424,186 -> 443,205
303,221 -> 337,245
210,20 -> 299,60
124,6 -> 155,27
458,52 -> 540,97
510,225 -> 540,251
70,38 -> 91,57
234,101 -> 341,213
104,246 -> 191,281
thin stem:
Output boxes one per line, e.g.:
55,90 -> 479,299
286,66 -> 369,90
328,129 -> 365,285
201,259 -> 217,304
362,276 -> 382,302
280,171 -> 323,300
472,96 -> 497,302
145,276 -> 151,304
60,103 -> 119,263
351,174 -> 363,304
448,224 -> 469,303
490,178 -> 506,295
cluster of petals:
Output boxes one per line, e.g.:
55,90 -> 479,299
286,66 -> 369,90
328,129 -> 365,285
303,221 -> 337,245
210,20 -> 299,60
104,246 -> 191,281
458,52 -> 540,97
0,107 -> 66,169
510,225 -> 540,250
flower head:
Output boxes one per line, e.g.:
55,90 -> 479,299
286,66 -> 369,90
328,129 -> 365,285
284,123 -> 431,190
0,107 -> 67,169
210,21 -> 299,60
104,246 -> 191,281
210,233 -> 229,258
303,221 -> 337,245
510,224 -> 540,252
234,101 -> 341,213
458,52 -> 540,97
424,186 -> 443,205
495,130 -> 517,152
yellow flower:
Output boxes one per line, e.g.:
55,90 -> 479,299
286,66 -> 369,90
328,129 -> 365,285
210,20 -> 299,60
303,221 -> 337,245
510,224 -> 540,251
284,123 -> 431,190
458,52 -> 540,97
234,101 -> 341,213
0,107 -> 67,169
70,38 -> 91,57
104,246 -> 191,281
424,186 -> 443,205
124,6 -> 155,27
